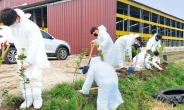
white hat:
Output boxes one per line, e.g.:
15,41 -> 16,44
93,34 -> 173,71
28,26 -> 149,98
14,8 -> 31,19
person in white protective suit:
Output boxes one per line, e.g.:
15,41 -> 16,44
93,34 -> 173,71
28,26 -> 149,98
115,33 -> 142,68
90,25 -> 118,67
133,50 -> 163,70
81,57 -> 124,110
146,33 -> 162,52
0,8 -> 50,109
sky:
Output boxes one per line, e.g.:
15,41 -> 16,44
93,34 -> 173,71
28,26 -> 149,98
133,0 -> 184,20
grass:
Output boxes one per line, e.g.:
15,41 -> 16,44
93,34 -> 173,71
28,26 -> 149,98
1,61 -> 184,110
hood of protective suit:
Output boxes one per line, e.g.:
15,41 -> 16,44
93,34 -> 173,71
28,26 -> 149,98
129,33 -> 140,38
98,25 -> 107,32
89,57 -> 102,67
14,9 -> 31,19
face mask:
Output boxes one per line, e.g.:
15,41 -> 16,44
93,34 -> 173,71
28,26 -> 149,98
134,43 -> 139,49
94,33 -> 98,37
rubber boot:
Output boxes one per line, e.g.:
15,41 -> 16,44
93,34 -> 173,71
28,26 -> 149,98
20,94 -> 33,109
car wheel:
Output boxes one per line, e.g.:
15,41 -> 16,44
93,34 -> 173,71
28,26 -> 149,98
4,47 -> 17,64
56,47 -> 68,60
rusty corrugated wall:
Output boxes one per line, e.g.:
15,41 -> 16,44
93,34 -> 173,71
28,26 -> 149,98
49,0 -> 117,54
48,0 -> 82,54
81,0 -> 117,55
0,0 -> 44,10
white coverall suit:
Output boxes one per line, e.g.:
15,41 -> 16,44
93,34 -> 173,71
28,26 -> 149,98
96,25 -> 118,67
82,57 -> 124,110
0,9 -> 50,109
115,34 -> 139,68
133,50 -> 162,70
146,33 -> 161,52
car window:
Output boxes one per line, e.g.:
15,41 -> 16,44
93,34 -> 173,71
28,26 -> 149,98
41,31 -> 52,39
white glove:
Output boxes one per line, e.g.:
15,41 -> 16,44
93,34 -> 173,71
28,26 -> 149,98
0,41 -> 7,49
21,61 -> 30,70
97,47 -> 102,51
158,67 -> 163,71
91,39 -> 97,43
78,90 -> 82,93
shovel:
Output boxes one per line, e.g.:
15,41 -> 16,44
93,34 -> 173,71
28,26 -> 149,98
76,87 -> 98,93
79,43 -> 95,69
66,42 -> 95,69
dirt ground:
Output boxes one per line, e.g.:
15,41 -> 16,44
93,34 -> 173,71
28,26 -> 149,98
0,55 -> 89,106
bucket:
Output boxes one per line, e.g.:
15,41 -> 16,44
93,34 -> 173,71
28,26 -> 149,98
163,55 -> 167,61
128,66 -> 135,73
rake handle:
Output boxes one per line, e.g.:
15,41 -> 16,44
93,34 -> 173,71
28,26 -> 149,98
88,43 -> 95,64
76,87 -> 98,93
1,43 -> 10,60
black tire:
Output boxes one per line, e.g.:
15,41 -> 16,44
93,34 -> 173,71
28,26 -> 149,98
56,47 -> 68,60
155,88 -> 184,106
4,47 -> 17,64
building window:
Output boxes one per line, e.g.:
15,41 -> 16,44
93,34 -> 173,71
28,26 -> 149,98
166,18 -> 170,26
158,27 -> 166,36
116,17 -> 127,31
171,20 -> 175,27
43,7 -> 47,28
129,20 -> 140,32
151,13 -> 158,23
151,25 -> 157,34
117,1 -> 128,15
160,16 -> 165,25
142,23 -> 149,34
170,29 -> 175,36
176,30 -> 181,37
34,8 -> 42,27
166,28 -> 170,36
177,22 -> 181,28
142,10 -> 149,21
130,6 -> 140,18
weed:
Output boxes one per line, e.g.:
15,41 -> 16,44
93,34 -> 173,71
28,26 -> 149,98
4,95 -> 22,106
1,90 -> 23,109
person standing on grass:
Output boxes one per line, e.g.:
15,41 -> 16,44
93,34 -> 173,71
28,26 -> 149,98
0,8 -> 50,109
81,57 -> 124,110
